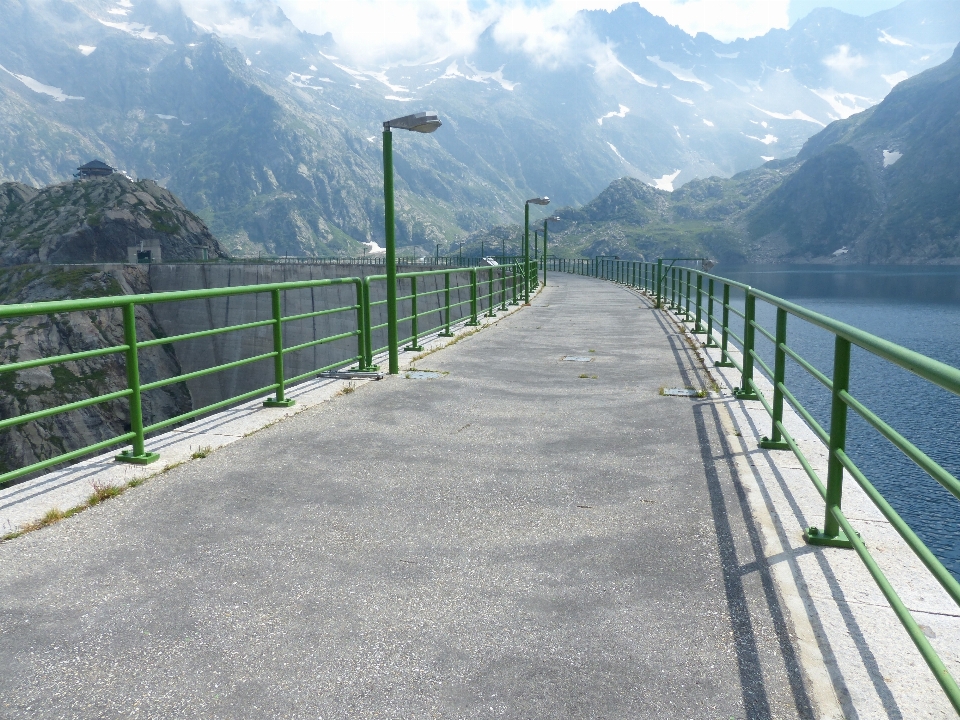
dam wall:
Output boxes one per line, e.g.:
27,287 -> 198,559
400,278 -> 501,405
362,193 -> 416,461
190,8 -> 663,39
146,263 -> 493,410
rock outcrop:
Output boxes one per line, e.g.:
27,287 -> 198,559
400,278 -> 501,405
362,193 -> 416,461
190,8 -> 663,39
0,175 -> 227,266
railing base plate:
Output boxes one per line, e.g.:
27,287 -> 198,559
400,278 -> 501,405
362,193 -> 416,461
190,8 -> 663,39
404,345 -> 424,352
263,398 -> 296,408
465,321 -> 480,326
733,388 -> 759,400
437,332 -> 454,337
115,450 -> 160,465
714,360 -> 735,367
804,527 -> 855,549
759,437 -> 791,450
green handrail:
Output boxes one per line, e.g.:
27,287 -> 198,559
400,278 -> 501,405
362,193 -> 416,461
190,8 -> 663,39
586,259 -> 960,713
1,265 -> 530,489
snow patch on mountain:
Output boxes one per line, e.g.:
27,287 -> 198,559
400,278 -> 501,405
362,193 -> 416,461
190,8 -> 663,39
883,149 -> 902,167
761,155 -> 775,162
98,20 -> 173,44
606,142 -> 628,165
647,56 -> 711,91
879,30 -> 910,47
78,45 -> 97,56
750,105 -> 825,126
702,119 -> 714,127
651,170 -> 681,191
672,96 -> 694,105
809,88 -> 874,120
385,95 -> 413,101
745,133 -> 778,145
597,105 -> 629,125
0,65 -> 83,101
617,61 -> 656,87
714,51 -> 739,59
286,72 -> 328,90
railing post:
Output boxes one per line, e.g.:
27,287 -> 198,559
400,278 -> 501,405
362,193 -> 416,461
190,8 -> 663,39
115,302 -> 159,465
684,269 -> 692,319
405,276 -> 423,351
656,259 -> 663,308
670,266 -> 677,309
486,268 -> 496,316
734,290 -> 759,400
806,336 -> 855,548
439,271 -> 454,336
705,278 -> 718,347
761,308 -> 790,450
715,283 -> 735,367
510,263 -> 519,305
263,288 -> 295,407
467,268 -> 480,325
353,279 -> 367,369
500,266 -> 507,310
360,278 -> 378,370
693,273 -> 705,333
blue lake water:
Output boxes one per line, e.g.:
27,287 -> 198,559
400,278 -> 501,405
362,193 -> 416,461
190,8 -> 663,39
714,265 -> 960,580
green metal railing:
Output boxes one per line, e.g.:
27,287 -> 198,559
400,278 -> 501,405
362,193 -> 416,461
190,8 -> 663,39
0,262 -> 538,488
553,256 -> 960,712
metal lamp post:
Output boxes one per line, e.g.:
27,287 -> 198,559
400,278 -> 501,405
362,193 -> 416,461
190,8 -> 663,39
382,111 -> 441,374
524,197 -> 549,303
543,216 -> 560,286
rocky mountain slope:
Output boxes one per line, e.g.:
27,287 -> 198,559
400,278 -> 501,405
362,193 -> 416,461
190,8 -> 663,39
0,174 -> 226,265
0,0 -> 957,258
541,41 -> 960,264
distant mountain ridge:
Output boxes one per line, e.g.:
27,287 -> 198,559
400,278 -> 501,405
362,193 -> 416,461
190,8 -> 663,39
542,41 -> 960,264
0,0 -> 958,258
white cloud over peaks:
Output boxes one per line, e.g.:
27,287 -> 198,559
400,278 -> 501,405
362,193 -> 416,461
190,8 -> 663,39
823,44 -> 868,73
271,1 -> 791,65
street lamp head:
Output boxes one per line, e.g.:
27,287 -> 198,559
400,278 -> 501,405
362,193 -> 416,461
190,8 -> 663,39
526,197 -> 550,205
703,259 -> 717,271
383,111 -> 442,133
546,215 -> 561,222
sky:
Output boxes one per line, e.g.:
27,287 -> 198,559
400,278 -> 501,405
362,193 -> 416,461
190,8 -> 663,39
271,0 -> 907,64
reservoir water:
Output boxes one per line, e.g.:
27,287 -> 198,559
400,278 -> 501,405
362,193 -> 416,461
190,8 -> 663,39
715,265 -> 960,580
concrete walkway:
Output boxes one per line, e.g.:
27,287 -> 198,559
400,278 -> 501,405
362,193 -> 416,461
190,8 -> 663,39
0,275 -> 813,718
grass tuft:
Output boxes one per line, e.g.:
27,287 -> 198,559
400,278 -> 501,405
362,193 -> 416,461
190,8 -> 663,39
88,482 -> 123,506
191,446 -> 212,459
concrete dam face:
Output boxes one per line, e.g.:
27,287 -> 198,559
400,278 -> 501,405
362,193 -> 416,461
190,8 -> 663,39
147,264 -> 484,412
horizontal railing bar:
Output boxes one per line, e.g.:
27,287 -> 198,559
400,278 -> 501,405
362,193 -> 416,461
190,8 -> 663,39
828,505 -> 960,712
139,352 -> 275,392
782,343 -> 833,391
0,344 -> 129,374
773,420 -> 828,499
0,389 -> 133,431
833,448 -> 960,606
839,390 -> 960,502
751,321 -> 777,344
138,319 -> 275,348
143,384 -> 279,433
0,277 -> 361,319
779,382 -> 831,446
281,305 -> 358,324
701,270 -> 960,397
0,431 -> 137,488
282,330 -> 360,356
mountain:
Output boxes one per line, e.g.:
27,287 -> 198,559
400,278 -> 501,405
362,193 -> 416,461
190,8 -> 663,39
0,0 -> 958,258
543,41 -> 960,264
0,173 -> 227,265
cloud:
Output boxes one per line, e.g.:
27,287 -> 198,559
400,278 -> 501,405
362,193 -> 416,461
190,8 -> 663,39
268,0 -> 792,65
823,44 -> 868,73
